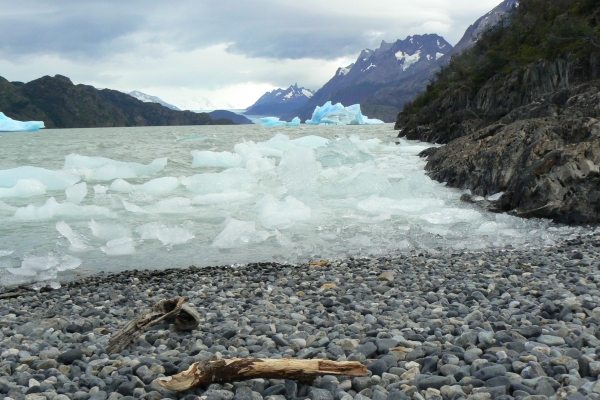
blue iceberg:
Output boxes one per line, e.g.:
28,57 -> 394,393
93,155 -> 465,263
260,116 -> 301,127
0,112 -> 45,132
305,101 -> 384,125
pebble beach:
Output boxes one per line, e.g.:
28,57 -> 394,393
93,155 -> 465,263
1,234 -> 600,400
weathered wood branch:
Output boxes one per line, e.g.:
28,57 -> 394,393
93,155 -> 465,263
107,297 -> 200,354
156,358 -> 369,391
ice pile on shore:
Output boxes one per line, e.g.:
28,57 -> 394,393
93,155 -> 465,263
0,125 -> 583,288
0,112 -> 44,132
306,102 -> 384,125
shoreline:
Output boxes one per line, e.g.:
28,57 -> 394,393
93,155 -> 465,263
1,233 -> 600,399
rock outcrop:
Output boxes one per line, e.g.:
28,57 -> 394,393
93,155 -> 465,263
423,81 -> 600,224
397,57 -> 600,143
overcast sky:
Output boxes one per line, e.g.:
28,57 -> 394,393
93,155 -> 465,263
0,0 -> 503,109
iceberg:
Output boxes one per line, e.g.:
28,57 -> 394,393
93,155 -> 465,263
305,101 -> 384,125
260,117 -> 301,127
0,112 -> 44,132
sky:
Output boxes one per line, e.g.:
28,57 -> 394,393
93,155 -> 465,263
0,0 -> 504,110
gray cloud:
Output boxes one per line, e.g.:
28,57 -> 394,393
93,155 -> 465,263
0,0 -> 504,61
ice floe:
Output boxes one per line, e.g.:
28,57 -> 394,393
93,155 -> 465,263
0,112 -> 44,132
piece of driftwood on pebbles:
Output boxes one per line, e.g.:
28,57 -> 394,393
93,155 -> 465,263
107,297 -> 200,354
156,358 -> 369,391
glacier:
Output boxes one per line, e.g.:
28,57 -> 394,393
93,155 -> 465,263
0,112 -> 45,132
260,116 -> 301,127
305,102 -> 384,125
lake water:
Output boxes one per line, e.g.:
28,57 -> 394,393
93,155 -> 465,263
0,124 -> 582,288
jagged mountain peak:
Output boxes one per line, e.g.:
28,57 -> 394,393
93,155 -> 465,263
245,83 -> 314,118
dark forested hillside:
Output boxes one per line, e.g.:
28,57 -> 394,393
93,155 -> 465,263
396,0 -> 600,224
0,75 -> 234,128
397,0 -> 600,142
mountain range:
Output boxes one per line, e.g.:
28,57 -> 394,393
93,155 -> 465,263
0,75 -> 235,128
245,84 -> 314,118
246,0 -> 516,123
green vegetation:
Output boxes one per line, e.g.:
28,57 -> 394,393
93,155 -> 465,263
403,0 -> 600,114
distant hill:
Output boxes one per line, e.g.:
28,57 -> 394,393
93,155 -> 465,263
208,110 -> 253,124
0,75 -> 234,128
246,84 -> 314,118
128,90 -> 181,111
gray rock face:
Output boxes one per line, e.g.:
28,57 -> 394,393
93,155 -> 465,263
421,80 -> 600,224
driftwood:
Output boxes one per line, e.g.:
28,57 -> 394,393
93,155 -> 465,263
107,297 -> 200,354
156,358 -> 368,391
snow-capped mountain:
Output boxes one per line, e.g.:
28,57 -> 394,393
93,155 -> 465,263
128,90 -> 180,111
450,0 -> 518,56
291,34 -> 452,122
245,84 -> 314,118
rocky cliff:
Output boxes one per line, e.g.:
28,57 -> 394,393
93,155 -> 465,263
292,35 -> 452,122
0,75 -> 234,128
396,0 -> 600,224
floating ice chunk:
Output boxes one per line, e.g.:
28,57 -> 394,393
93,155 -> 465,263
56,221 -> 92,251
14,197 -> 114,220
291,135 -> 329,148
274,229 -> 294,247
487,192 -> 504,201
93,185 -> 107,197
316,138 -> 374,167
305,101 -> 384,125
6,253 -> 80,279
7,254 -> 58,276
0,179 -> 46,198
277,146 -> 321,194
122,199 -> 149,213
0,250 -> 14,257
357,196 -> 445,215
349,135 -> 381,152
157,227 -> 195,245
181,169 -> 257,194
150,197 -> 194,213
0,200 -> 16,213
259,117 -> 301,127
100,237 -> 136,255
258,133 -> 294,152
90,219 -> 132,241
233,142 -> 276,171
64,154 -> 167,181
420,208 -> 482,224
212,219 -> 271,248
135,222 -> 167,240
0,166 -> 80,190
110,179 -> 133,193
255,195 -> 311,229
191,150 -> 242,168
65,182 -> 87,204
192,191 -> 253,205
57,254 -> 82,271
140,177 -> 179,196
0,112 -> 44,132
325,164 -> 392,197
